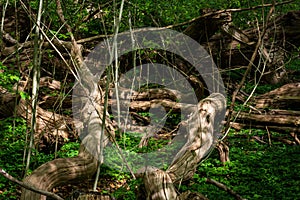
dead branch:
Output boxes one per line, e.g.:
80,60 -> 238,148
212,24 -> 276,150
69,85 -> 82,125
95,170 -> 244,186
225,3 -> 276,134
0,168 -> 64,200
206,178 -> 246,200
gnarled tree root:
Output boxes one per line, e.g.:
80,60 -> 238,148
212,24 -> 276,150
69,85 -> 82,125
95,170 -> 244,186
21,146 -> 98,200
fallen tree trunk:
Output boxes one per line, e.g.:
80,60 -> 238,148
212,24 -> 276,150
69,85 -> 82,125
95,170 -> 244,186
235,111 -> 300,127
0,86 -> 75,151
167,93 -> 226,183
229,83 -> 300,133
230,122 -> 300,133
11,7 -> 300,200
255,83 -> 300,110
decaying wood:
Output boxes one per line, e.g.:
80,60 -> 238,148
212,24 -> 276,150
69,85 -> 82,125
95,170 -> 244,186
21,145 -> 98,200
216,141 -> 230,163
109,99 -> 195,113
20,1 -> 107,198
167,93 -> 226,183
230,122 -> 300,133
229,83 -> 300,134
111,87 -> 191,102
0,86 -> 74,150
0,168 -> 63,200
235,112 -> 300,127
20,71 -> 112,199
143,167 -> 179,200
231,109 -> 300,133
137,93 -> 226,200
183,9 -> 232,43
19,93 -> 225,200
200,11 -> 300,86
224,3 -> 275,135
255,83 -> 300,109
290,132 -> 300,145
3,4 -> 298,199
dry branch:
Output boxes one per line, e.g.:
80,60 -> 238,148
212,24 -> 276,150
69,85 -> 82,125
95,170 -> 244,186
230,122 -> 300,133
0,168 -> 64,200
136,93 -> 226,199
206,178 -> 246,200
109,98 -> 195,113
21,146 -> 98,199
235,111 -> 300,126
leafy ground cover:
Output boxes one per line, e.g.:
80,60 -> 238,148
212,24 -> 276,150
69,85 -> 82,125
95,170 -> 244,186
1,0 -> 300,199
1,116 -> 299,199
181,130 -> 300,200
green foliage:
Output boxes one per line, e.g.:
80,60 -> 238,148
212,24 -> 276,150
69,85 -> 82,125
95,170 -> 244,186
0,117 -> 79,199
0,117 -> 26,199
286,56 -> 300,81
57,142 -> 80,158
179,129 -> 300,199
49,30 -> 72,40
244,81 -> 283,95
112,178 -> 143,200
286,56 -> 300,71
0,62 -> 20,91
2,1 -> 300,199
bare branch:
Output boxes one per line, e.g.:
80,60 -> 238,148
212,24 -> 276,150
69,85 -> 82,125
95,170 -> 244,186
0,168 -> 64,200
206,178 -> 246,200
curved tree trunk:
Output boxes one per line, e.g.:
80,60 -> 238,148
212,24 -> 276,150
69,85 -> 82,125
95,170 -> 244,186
139,93 -> 226,199
21,146 -> 98,200
20,93 -> 225,200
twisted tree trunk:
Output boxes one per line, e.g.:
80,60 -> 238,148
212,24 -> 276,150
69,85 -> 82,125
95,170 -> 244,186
20,146 -> 98,200
140,93 -> 226,199
20,93 -> 225,200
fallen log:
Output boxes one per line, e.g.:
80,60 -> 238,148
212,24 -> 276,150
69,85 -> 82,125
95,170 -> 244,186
235,111 -> 300,127
230,122 -> 300,133
255,83 -> 300,110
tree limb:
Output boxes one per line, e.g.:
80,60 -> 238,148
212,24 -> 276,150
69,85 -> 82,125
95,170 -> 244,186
206,178 -> 246,200
0,167 -> 64,200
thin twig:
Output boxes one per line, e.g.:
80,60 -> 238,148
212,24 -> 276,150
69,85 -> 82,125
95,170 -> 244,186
164,0 -> 293,29
224,3 -> 276,137
206,178 -> 246,200
266,126 -> 272,146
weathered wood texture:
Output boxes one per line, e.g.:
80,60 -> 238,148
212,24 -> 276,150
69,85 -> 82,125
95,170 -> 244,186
255,83 -> 300,110
20,63 -> 115,199
231,83 -> 300,133
0,86 -> 75,152
167,93 -> 226,183
19,93 -> 225,200
20,147 -> 98,200
4,8 -> 298,200
140,93 -> 226,199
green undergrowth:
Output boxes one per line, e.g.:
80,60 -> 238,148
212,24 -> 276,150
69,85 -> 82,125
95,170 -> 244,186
100,128 -> 300,199
1,115 -> 299,200
0,117 -> 79,199
0,117 -> 27,199
179,129 -> 300,200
